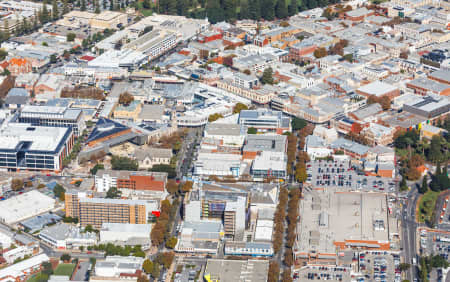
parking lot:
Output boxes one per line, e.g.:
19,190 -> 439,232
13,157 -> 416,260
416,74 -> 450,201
173,259 -> 204,282
420,228 -> 450,261
294,265 -> 351,281
306,160 -> 397,193
356,251 -> 401,282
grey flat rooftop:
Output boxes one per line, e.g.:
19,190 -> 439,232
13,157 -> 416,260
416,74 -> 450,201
204,259 -> 269,282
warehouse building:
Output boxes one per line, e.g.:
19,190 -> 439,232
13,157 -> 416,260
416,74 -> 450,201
0,190 -> 56,224
403,95 -> 450,120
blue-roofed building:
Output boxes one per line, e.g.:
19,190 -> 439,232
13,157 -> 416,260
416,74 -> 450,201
19,213 -> 61,232
86,118 -> 131,146
238,109 -> 291,134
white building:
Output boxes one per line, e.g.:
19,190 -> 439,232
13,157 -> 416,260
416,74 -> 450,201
123,29 -> 178,62
0,229 -> 13,249
0,191 -> 56,224
194,153 -> 247,178
0,253 -> 49,282
203,123 -> 245,149
39,223 -> 97,249
94,256 -> 144,278
251,151 -> 287,180
305,135 -> 332,160
313,125 -> 338,144
99,223 -> 151,243
2,245 -> 34,264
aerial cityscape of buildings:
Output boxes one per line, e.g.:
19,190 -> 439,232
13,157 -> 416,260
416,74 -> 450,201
0,0 -> 447,281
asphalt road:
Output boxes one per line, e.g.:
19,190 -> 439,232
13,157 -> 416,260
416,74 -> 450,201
72,261 -> 91,281
401,186 -> 420,282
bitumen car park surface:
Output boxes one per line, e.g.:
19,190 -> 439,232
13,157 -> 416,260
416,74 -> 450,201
357,251 -> 401,282
306,160 -> 397,193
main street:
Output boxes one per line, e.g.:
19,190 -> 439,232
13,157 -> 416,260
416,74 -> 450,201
401,184 -> 420,282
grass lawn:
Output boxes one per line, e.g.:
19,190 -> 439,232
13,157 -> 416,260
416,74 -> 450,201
27,272 -> 46,282
418,190 -> 440,224
54,263 -> 76,276
136,2 -> 153,16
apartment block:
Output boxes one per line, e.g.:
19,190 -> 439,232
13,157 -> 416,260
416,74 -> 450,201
95,169 -> 167,194
65,190 -> 156,228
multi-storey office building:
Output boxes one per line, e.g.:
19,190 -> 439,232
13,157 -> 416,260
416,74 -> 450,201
0,123 -> 74,172
17,105 -> 86,137
238,109 -> 291,134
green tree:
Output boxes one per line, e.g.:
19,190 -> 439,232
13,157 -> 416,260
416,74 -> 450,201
84,224 -> 95,233
261,0 -> 275,20
176,0 -> 187,15
275,0 -> 288,19
151,262 -> 160,278
106,187 -> 122,198
428,135 -> 443,163
291,117 -> 307,131
95,0 -> 101,13
247,127 -> 257,134
0,49 -> 8,61
42,0 -> 50,24
41,261 -> 53,276
67,33 -> 76,42
111,155 -> 138,170
52,0 -> 59,20
62,0 -> 70,14
53,184 -> 66,200
11,179 -> 24,191
208,113 -> 223,122
150,164 -> 176,178
143,259 -> 153,274
295,164 -> 307,182
223,0 -> 236,20
431,254 -> 449,268
206,0 -> 223,23
261,67 -> 274,84
90,163 -> 105,175
249,0 -> 261,20
288,0 -> 298,16
419,175 -> 428,194
50,54 -> 57,63
165,237 -> 178,249
233,102 -> 248,114
239,0 -> 250,19
60,253 -> 71,262
142,0 -> 151,8
399,263 -> 410,271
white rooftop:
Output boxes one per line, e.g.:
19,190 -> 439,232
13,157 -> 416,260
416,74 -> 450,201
0,190 -> 56,224
357,81 -> 398,96
0,253 -> 49,280
0,123 -> 70,152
